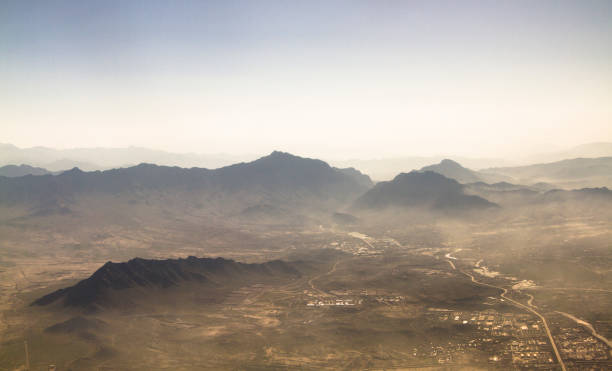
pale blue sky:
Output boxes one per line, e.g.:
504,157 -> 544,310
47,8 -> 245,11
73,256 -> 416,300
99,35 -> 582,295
2,0 -> 611,158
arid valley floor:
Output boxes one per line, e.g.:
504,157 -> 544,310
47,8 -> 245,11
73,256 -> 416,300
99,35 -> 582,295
1,210 -> 611,370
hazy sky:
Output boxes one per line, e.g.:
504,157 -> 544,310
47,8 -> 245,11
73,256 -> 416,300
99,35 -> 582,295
2,0 -> 611,159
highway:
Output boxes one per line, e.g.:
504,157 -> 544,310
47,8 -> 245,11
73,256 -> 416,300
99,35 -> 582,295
461,270 -> 567,371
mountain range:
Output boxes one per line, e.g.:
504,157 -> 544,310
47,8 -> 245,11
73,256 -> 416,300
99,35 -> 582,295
2,151 -> 612,224
4,142 -> 612,180
331,156 -> 511,181
0,151 -> 373,221
331,142 -> 612,181
416,157 -> 612,189
525,142 -> 612,164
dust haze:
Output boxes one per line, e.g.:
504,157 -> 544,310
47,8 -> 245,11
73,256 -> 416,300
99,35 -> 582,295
1,1 -> 612,370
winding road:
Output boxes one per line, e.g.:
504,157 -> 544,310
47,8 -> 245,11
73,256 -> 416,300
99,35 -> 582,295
460,270 -> 567,371
308,260 -> 340,296
525,293 -> 537,309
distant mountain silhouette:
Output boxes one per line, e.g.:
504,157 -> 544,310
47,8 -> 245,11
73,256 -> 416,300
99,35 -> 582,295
331,156 -> 510,181
419,159 -> 511,184
463,181 -> 541,206
33,256 -> 303,310
526,142 -> 612,164
466,181 -> 535,192
541,187 -> 612,203
353,171 -> 496,211
0,151 -> 373,214
464,181 -> 612,208
0,164 -> 52,177
483,157 -> 612,188
0,143 -> 256,171
211,151 -> 371,196
561,142 -> 612,158
420,159 -> 482,183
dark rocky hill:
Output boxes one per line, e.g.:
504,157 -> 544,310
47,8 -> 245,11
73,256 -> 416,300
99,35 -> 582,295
353,171 -> 496,211
32,256 -> 303,309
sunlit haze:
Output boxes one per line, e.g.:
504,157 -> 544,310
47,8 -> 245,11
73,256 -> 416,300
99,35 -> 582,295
2,0 -> 611,159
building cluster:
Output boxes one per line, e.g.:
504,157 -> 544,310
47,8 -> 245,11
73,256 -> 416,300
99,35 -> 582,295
329,234 -> 399,256
426,308 -> 612,368
410,340 -> 505,366
330,239 -> 381,256
509,339 -> 555,366
556,327 -> 610,363
438,309 -> 542,335
373,295 -> 406,305
331,239 -> 382,256
304,288 -> 408,308
305,298 -> 360,307
426,309 -> 558,368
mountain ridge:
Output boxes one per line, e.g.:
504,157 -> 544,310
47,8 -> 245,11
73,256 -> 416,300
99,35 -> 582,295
0,151 -> 373,208
0,152 -> 374,224
32,256 -> 303,310
0,164 -> 53,177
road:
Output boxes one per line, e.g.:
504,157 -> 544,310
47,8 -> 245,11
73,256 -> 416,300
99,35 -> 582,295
555,311 -> 612,356
525,293 -> 537,309
444,252 -> 458,260
308,260 -> 340,296
445,259 -> 456,270
461,270 -> 567,371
